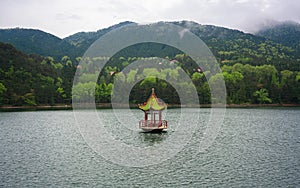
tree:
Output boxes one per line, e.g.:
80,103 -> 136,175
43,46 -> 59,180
22,91 -> 37,106
208,73 -> 226,104
222,71 -> 244,103
126,69 -> 137,83
72,82 -> 96,101
253,88 -> 272,104
0,82 -> 7,105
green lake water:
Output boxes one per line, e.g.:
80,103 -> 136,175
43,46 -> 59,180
1,108 -> 299,187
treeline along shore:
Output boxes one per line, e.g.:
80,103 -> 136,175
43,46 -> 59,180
0,43 -> 299,108
1,21 -> 300,109
1,103 -> 300,112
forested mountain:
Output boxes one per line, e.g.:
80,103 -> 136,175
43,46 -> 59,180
0,28 -> 77,60
256,21 -> 300,50
1,21 -> 300,106
0,42 -> 75,106
172,21 -> 299,70
64,21 -> 133,56
1,21 -> 299,71
65,20 -> 300,70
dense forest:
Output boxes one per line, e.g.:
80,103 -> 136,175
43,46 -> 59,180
0,21 -> 300,107
0,43 -> 75,106
73,54 -> 300,105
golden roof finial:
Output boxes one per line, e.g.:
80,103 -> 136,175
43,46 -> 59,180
152,88 -> 155,94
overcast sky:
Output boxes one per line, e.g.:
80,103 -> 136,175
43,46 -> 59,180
1,0 -> 299,38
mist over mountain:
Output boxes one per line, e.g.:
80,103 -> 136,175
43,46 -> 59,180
0,20 -> 299,70
256,21 -> 300,50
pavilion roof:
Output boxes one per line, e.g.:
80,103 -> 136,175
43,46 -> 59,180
138,88 -> 167,111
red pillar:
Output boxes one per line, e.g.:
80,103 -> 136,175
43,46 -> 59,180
153,111 -> 156,126
159,111 -> 162,121
159,111 -> 162,126
151,110 -> 154,127
144,112 -> 147,127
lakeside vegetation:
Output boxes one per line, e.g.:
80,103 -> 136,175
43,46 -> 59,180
0,21 -> 299,107
0,42 -> 299,107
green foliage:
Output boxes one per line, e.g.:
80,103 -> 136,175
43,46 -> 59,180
0,28 -> 77,60
72,82 -> 96,100
95,83 -> 113,103
0,43 -> 75,105
22,91 -> 37,106
126,69 -> 137,83
257,21 -> 300,51
253,89 -> 272,104
1,21 -> 300,72
1,44 -> 300,106
0,82 -> 7,105
1,27 -> 300,107
173,21 -> 299,71
192,72 -> 204,80
296,72 -> 300,82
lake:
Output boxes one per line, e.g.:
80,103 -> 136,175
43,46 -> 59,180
1,108 -> 299,187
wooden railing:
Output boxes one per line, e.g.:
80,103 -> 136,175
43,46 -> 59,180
139,120 -> 168,129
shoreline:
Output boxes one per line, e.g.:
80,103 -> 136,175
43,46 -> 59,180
1,103 -> 300,112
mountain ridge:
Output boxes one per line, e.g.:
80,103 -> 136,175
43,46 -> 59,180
256,21 -> 300,50
0,28 -> 78,60
0,20 -> 299,70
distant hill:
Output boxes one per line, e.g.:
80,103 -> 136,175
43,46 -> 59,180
64,20 -> 299,70
0,21 -> 299,70
0,28 -> 77,60
171,21 -> 299,70
256,21 -> 300,50
63,21 -> 134,56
